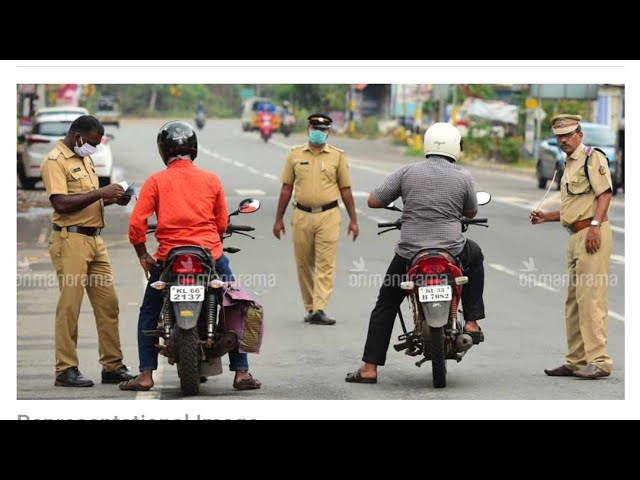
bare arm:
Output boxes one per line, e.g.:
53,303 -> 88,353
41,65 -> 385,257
367,193 -> 384,209
463,208 -> 478,219
340,187 -> 359,241
530,210 -> 561,224
49,184 -> 123,214
273,184 -> 293,239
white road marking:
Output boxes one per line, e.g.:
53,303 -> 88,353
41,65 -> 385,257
234,189 -> 265,196
232,161 -> 245,168
609,311 -> 625,322
352,190 -> 370,198
263,173 -> 279,181
611,225 -> 625,233
247,167 -> 260,175
489,263 -> 559,292
611,254 -> 625,265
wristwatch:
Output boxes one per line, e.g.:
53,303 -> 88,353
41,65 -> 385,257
590,219 -> 601,228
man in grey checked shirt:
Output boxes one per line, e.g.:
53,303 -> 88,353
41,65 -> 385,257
346,123 -> 486,384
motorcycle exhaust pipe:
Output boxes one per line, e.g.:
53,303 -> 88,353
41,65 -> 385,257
456,334 -> 474,353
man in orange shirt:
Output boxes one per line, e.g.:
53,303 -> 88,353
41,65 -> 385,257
120,121 -> 260,391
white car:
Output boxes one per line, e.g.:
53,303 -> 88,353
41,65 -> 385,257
18,111 -> 114,190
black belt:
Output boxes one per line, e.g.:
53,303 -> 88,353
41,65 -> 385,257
52,225 -> 102,236
294,200 -> 339,213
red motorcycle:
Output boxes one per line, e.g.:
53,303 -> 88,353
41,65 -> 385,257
258,111 -> 274,142
377,192 -> 490,388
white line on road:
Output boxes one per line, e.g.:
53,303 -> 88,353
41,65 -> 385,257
232,161 -> 245,168
235,189 -> 265,196
247,167 -> 261,175
353,190 -> 371,198
611,254 -> 625,265
262,173 -> 279,181
609,311 -> 625,322
489,263 -> 559,292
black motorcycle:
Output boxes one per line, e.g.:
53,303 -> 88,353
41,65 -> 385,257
146,198 -> 259,395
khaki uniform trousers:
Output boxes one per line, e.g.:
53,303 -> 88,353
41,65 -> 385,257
564,222 -> 613,373
291,207 -> 341,312
49,230 -> 124,374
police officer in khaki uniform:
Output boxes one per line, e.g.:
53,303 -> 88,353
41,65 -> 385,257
531,114 -> 614,379
40,115 -> 135,387
273,113 -> 359,325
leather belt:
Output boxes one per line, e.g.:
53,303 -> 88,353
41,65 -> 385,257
565,217 -> 606,234
53,224 -> 102,236
294,200 -> 339,213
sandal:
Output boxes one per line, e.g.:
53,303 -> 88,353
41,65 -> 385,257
233,373 -> 261,390
118,377 -> 153,392
345,370 -> 377,384
464,327 -> 485,344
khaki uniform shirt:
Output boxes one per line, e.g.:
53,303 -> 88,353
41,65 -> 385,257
560,143 -> 612,226
281,143 -> 352,207
40,140 -> 104,227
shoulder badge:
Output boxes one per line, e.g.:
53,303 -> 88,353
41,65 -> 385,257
598,165 -> 607,175
48,149 -> 61,160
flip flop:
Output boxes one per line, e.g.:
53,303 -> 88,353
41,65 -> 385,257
464,328 -> 485,344
345,370 -> 377,384
118,377 -> 153,392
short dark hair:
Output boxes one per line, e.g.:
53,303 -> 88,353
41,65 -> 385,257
575,125 -> 582,134
69,115 -> 104,136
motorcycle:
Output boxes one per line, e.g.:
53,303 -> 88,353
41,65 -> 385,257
145,198 -> 260,396
195,112 -> 206,130
258,111 -> 274,142
280,112 -> 295,137
377,192 -> 491,388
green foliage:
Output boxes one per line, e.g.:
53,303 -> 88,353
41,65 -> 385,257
361,116 -> 379,139
462,124 -> 522,164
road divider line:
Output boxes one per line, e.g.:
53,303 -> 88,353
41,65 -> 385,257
489,263 -> 559,292
611,254 -> 625,264
247,167 -> 260,175
609,310 -> 625,322
263,173 -> 279,181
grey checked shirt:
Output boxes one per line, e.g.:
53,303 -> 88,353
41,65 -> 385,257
372,156 -> 477,259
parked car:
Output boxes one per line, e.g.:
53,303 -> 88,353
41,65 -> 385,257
34,106 -> 89,121
536,122 -> 619,195
17,111 -> 114,190
94,96 -> 120,127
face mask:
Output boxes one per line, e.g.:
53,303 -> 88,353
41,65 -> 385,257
309,129 -> 327,145
74,136 -> 98,157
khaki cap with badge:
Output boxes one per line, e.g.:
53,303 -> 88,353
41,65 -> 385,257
551,114 -> 582,135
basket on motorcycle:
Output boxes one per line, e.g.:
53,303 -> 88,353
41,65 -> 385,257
220,283 -> 264,354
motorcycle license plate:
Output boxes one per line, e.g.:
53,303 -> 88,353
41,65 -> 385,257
418,285 -> 452,302
170,286 -> 205,302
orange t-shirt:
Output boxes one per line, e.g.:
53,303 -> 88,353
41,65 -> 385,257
129,159 -> 228,261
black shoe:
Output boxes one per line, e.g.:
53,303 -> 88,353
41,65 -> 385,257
309,310 -> 336,325
304,310 -> 313,323
101,365 -> 135,384
54,367 -> 94,387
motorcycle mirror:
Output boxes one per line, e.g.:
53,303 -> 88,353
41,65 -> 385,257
238,198 -> 261,214
477,192 -> 491,206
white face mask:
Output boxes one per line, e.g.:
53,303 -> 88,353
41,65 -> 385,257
74,136 -> 98,157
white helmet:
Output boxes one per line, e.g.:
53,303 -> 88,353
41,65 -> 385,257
423,122 -> 462,162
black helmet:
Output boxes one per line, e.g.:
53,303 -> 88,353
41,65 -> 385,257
157,121 -> 198,165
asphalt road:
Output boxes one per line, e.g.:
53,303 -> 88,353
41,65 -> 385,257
16,118 -> 625,400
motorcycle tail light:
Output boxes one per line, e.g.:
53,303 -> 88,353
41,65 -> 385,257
172,254 -> 203,274
419,258 -> 448,274
426,277 -> 442,285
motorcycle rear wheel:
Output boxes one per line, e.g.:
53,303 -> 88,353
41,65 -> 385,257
429,327 -> 447,388
175,327 -> 200,396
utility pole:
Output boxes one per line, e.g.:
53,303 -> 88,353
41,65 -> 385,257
414,84 -> 423,151
348,85 -> 356,134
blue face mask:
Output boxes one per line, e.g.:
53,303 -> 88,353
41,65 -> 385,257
309,129 -> 328,145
